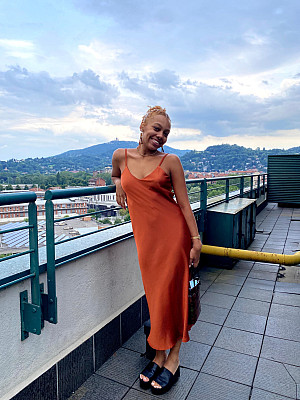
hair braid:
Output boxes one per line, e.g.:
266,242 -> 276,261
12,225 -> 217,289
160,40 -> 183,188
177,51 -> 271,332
140,106 -> 171,132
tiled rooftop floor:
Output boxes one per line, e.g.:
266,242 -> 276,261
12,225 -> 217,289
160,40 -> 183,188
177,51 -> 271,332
69,204 -> 300,400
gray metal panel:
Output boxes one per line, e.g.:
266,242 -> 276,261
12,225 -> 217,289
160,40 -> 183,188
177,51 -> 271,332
267,155 -> 300,205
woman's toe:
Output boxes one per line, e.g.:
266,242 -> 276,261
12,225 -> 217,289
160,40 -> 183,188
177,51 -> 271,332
140,374 -> 149,382
151,381 -> 161,389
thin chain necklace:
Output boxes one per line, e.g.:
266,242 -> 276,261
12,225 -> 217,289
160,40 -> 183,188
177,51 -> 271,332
136,146 -> 159,157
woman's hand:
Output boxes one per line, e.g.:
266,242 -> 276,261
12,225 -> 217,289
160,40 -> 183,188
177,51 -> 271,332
189,240 -> 202,268
116,181 -> 127,210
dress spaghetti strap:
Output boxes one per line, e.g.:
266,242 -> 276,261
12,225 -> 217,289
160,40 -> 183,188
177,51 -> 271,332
125,149 -> 128,167
159,153 -> 168,166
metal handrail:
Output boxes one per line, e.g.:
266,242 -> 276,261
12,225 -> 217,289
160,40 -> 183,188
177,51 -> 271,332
0,192 -> 38,266
201,245 -> 300,266
186,173 -> 267,206
0,191 -> 41,339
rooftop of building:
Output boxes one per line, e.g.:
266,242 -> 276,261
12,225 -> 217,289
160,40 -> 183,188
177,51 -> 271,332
68,203 -> 300,400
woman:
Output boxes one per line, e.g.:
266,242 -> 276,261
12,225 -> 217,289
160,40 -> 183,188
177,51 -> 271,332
111,106 -> 202,395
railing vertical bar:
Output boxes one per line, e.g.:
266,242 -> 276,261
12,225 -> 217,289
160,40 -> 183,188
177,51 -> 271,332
45,199 -> 57,323
250,176 -> 254,199
257,175 -> 261,198
28,202 -> 40,306
225,179 -> 229,203
240,176 -> 244,198
200,180 -> 207,237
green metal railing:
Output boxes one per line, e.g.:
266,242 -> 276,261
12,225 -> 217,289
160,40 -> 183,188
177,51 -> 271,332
186,173 -> 267,235
0,192 -> 42,339
43,185 -> 126,324
0,173 -> 268,340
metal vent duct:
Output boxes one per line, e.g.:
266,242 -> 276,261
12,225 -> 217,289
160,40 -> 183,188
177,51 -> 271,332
267,155 -> 300,205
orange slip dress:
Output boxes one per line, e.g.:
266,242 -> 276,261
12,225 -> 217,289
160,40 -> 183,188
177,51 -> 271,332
121,149 -> 192,350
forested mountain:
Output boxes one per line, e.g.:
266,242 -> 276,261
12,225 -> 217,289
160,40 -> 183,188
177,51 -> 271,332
181,144 -> 300,172
0,143 -> 299,185
0,141 -> 188,174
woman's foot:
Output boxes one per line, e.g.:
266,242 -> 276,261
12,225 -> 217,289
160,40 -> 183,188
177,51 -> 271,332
150,365 -> 180,395
151,355 -> 179,390
139,361 -> 162,389
139,351 -> 166,387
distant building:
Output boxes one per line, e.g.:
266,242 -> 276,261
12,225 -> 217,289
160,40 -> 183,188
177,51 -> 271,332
88,177 -> 106,186
87,193 -> 118,218
0,198 -> 87,220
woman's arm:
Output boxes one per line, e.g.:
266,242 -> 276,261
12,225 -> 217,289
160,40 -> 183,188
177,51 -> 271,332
168,155 -> 202,267
111,149 -> 127,210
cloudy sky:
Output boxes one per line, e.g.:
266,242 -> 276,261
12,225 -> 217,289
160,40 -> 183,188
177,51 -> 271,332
0,0 -> 300,160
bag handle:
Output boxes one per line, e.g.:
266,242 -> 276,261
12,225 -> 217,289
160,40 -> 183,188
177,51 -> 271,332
189,264 -> 201,282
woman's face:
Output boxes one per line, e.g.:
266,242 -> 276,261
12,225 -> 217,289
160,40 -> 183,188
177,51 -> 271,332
142,115 -> 171,151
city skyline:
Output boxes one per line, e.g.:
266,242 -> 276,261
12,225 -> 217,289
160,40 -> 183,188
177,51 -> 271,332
1,0 -> 300,161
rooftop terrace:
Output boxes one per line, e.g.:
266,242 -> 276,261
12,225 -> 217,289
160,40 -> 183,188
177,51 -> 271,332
69,203 -> 300,400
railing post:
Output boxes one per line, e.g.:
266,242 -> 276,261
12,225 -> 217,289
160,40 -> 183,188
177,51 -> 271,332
28,202 -> 40,306
250,176 -> 254,199
257,175 -> 261,198
20,200 -> 42,340
262,174 -> 266,195
240,177 -> 244,198
43,199 -> 58,324
200,180 -> 207,237
225,179 -> 229,203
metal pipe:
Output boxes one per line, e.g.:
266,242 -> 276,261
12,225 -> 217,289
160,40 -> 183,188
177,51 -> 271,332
0,273 -> 35,291
0,225 -> 33,234
201,244 -> 300,266
0,192 -> 36,205
0,249 -> 34,263
45,185 -> 116,200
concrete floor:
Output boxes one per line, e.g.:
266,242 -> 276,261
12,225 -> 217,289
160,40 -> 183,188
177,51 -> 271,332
69,203 -> 300,400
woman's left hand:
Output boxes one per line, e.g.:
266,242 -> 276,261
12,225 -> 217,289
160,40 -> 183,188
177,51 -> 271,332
189,242 -> 202,268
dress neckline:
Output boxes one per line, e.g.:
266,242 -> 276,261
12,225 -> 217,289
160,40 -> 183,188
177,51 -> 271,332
125,165 -> 169,181
124,149 -> 169,181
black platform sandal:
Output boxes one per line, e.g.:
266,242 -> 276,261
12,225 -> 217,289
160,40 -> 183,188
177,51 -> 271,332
139,361 -> 163,389
151,366 -> 180,395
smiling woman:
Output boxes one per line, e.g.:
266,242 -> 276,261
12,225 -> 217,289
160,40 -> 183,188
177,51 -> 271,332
111,106 -> 202,395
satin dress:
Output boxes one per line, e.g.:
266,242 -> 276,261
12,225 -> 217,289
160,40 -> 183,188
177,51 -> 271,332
121,149 -> 191,350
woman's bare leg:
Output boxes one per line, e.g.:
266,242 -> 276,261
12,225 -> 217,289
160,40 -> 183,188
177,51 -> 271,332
151,339 -> 181,388
140,350 -> 167,382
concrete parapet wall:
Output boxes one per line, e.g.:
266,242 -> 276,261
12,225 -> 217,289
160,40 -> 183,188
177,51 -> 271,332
0,237 -> 143,400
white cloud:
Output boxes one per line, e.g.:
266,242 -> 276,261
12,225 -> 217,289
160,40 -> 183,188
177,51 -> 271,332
168,130 -> 300,151
0,38 -> 36,60
0,39 -> 34,49
0,66 -> 119,114
77,40 -> 124,76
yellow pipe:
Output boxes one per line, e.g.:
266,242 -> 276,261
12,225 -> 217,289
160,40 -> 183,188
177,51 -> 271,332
201,245 -> 300,266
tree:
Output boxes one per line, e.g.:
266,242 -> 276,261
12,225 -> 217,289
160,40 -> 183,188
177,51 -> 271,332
16,185 -> 21,190
124,214 -> 131,222
119,209 -> 129,217
100,218 -> 112,225
114,218 -> 122,225
56,172 -> 61,185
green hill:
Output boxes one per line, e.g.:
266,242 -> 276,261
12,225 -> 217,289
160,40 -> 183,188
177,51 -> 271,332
0,143 -> 299,178
181,144 -> 300,172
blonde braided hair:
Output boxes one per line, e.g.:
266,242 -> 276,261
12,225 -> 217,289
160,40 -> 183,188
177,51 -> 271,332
140,106 -> 171,133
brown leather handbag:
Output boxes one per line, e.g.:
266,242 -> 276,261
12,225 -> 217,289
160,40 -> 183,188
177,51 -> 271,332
188,267 -> 201,325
